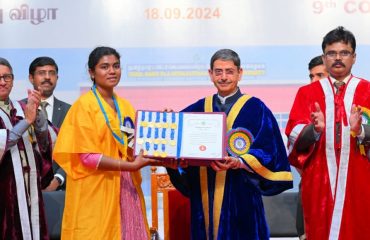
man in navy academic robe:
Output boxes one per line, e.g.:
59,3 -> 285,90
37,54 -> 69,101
167,49 -> 293,240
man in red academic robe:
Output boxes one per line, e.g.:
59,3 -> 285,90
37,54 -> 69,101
286,26 -> 370,239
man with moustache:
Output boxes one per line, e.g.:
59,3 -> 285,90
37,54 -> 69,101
286,26 -> 370,239
28,57 -> 71,191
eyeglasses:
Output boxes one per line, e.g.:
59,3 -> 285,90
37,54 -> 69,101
0,74 -> 14,82
213,68 -> 238,76
324,50 -> 353,59
35,70 -> 57,77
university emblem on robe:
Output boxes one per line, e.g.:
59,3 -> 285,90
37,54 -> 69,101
122,117 -> 135,147
124,117 -> 134,129
361,107 -> 370,125
359,107 -> 370,157
226,127 -> 254,156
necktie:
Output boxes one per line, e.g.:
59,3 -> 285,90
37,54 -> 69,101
333,81 -> 346,161
40,101 -> 48,120
334,81 -> 345,95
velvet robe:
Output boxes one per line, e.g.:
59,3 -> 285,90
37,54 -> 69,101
0,100 -> 53,240
168,94 -> 293,240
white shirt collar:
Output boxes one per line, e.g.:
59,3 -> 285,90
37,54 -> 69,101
217,88 -> 239,104
42,95 -> 54,108
40,95 -> 54,121
329,74 -> 352,85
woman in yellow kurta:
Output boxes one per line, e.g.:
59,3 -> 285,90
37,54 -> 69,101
53,47 -> 153,239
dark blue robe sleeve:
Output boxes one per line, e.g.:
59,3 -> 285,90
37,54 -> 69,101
166,168 -> 190,197
234,98 -> 293,196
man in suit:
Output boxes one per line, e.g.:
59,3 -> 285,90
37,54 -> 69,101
28,56 -> 71,191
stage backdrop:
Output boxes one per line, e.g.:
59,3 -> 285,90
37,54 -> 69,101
1,0 -> 370,194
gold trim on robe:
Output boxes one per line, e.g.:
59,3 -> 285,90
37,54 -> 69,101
201,95 -> 251,239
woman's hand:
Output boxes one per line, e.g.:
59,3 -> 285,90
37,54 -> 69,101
131,150 -> 154,170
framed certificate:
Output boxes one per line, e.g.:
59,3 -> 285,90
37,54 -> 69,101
134,110 -> 226,165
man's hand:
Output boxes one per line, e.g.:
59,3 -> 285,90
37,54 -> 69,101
349,104 -> 363,136
210,160 -> 228,171
163,108 -> 174,112
24,89 -> 41,124
310,102 -> 325,133
223,156 -> 241,169
210,157 -> 241,171
43,177 -> 60,191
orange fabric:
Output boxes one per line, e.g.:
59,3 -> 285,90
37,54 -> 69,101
53,90 -> 148,239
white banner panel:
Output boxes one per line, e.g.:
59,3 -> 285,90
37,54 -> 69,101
0,0 -> 369,97
1,0 -> 370,48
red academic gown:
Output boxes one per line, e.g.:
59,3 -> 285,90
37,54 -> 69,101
286,76 -> 370,240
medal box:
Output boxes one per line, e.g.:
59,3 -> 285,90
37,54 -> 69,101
133,110 -> 226,166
